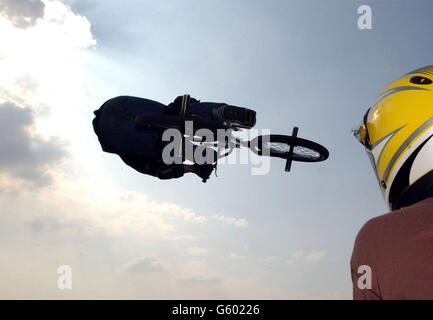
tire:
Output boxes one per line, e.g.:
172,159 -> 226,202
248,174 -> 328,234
251,134 -> 329,162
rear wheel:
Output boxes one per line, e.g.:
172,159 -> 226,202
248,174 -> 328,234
251,134 -> 328,162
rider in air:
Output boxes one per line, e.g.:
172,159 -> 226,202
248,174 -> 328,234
92,95 -> 256,182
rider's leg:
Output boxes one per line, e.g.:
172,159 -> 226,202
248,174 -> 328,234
188,101 -> 256,128
164,95 -> 256,128
215,104 -> 256,128
187,102 -> 226,124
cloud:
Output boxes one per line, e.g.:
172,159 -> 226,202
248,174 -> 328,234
0,0 -> 45,29
0,74 -> 40,107
2,184 -> 206,241
187,247 -> 208,256
42,0 -> 96,48
0,0 -> 95,45
261,256 -> 294,265
0,101 -> 68,186
261,250 -> 326,265
292,249 -> 305,259
158,203 -> 207,223
116,192 -> 207,226
212,214 -> 248,228
0,0 -> 96,119
292,249 -> 326,263
172,235 -> 195,240
117,256 -> 165,273
303,250 -> 326,263
177,276 -> 222,287
0,0 -> 97,179
24,216 -> 61,232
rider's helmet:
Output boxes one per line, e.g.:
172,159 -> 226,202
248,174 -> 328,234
353,65 -> 433,211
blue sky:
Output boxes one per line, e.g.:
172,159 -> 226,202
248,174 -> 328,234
0,0 -> 432,299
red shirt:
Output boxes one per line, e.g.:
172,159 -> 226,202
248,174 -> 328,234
351,197 -> 433,299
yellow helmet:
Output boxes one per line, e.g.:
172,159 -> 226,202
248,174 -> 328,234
354,65 -> 433,210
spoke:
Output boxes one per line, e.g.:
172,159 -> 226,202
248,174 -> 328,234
293,146 -> 321,159
264,142 -> 321,160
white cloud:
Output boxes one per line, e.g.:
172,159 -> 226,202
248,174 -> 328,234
177,276 -> 221,286
261,256 -> 294,265
303,250 -> 326,263
0,0 -> 96,143
212,214 -> 248,228
42,0 -> 96,48
172,235 -> 195,240
0,181 -> 207,240
159,203 -> 207,223
261,249 -> 326,265
187,247 -> 208,256
292,249 -> 305,259
117,256 -> 165,273
291,249 -> 326,263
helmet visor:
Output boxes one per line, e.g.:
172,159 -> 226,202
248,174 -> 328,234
352,108 -> 372,149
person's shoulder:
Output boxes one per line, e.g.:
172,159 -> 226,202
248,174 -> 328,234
361,210 -> 395,232
356,197 -> 433,243
355,208 -> 403,245
350,209 -> 393,269
355,211 -> 391,242
371,196 -> 433,222
352,208 -> 396,257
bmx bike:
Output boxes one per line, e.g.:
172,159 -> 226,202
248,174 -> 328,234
134,96 -> 329,172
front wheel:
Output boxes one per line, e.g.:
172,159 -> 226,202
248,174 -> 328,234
251,135 -> 329,162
